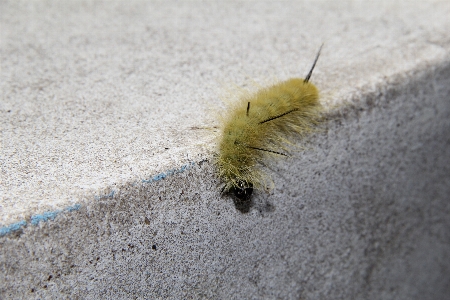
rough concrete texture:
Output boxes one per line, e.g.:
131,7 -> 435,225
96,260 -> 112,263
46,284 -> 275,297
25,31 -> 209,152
1,0 -> 450,299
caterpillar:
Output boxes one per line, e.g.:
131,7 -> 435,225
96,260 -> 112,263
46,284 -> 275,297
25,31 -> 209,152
217,46 -> 323,201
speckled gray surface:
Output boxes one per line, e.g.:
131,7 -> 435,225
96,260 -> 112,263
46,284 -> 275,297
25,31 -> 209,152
1,0 -> 450,299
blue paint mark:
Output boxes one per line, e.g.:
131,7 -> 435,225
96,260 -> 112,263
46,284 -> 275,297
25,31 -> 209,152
66,203 -> 81,212
0,220 -> 27,237
142,161 -> 195,183
0,204 -> 83,236
31,210 -> 60,226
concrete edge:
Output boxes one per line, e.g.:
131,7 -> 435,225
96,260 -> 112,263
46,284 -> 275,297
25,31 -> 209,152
0,161 -> 199,237
1,56 -> 449,238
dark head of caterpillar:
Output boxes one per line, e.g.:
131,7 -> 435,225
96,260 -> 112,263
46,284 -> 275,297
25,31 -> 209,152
231,180 -> 253,200
230,180 -> 253,213
217,45 -> 323,207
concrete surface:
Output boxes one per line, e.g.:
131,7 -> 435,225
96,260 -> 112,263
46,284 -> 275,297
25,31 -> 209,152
1,0 -> 450,299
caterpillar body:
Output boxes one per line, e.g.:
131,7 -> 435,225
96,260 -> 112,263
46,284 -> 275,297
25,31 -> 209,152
217,46 -> 323,201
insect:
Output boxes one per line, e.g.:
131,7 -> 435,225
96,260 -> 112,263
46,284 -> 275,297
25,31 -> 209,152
217,46 -> 323,201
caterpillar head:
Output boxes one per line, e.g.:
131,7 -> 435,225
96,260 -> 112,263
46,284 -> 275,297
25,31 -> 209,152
230,180 -> 253,200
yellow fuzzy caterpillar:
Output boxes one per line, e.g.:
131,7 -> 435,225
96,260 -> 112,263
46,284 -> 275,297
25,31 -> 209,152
217,46 -> 323,200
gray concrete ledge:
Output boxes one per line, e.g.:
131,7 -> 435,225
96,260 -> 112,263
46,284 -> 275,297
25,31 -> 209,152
2,61 -> 449,299
1,1 -> 450,299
